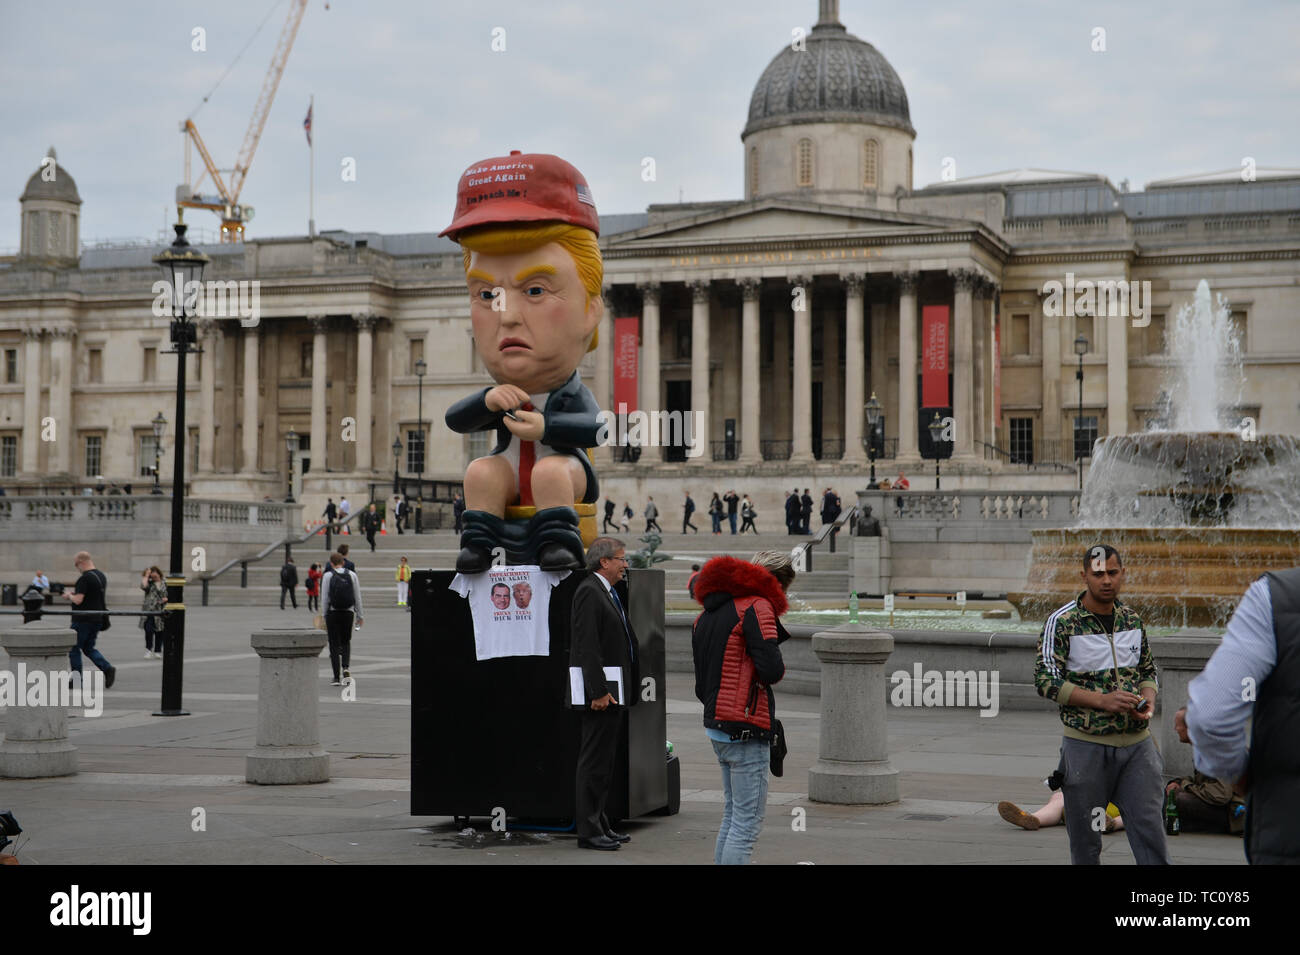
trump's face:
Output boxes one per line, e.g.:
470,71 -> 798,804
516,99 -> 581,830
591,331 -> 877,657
465,242 -> 601,395
490,584 -> 511,610
512,582 -> 533,608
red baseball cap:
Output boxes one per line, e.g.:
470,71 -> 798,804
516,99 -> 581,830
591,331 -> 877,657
440,150 -> 599,240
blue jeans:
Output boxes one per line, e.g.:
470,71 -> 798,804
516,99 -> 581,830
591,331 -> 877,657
69,621 -> 112,674
711,513 -> 722,533
728,513 -> 737,534
711,737 -> 770,865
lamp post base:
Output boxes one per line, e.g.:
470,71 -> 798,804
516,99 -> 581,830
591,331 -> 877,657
151,708 -> 192,717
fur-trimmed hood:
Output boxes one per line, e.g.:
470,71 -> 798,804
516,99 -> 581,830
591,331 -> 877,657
693,555 -> 788,617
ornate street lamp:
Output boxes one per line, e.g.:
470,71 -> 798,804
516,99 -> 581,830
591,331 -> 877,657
392,436 -> 402,497
150,210 -> 208,717
285,428 -> 299,503
151,411 -> 167,495
928,412 -> 945,491
414,356 -> 427,534
1074,332 -> 1089,491
864,392 -> 882,489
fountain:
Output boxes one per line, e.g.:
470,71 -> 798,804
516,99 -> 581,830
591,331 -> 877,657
1009,280 -> 1300,628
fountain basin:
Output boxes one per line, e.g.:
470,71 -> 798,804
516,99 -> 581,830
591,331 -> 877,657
1009,526 -> 1300,629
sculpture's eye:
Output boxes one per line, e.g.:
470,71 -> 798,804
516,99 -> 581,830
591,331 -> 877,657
524,285 -> 545,297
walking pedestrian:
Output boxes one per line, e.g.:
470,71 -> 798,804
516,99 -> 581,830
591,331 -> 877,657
682,490 -> 698,534
740,495 -> 758,534
280,557 -> 299,610
321,552 -> 364,686
361,503 -> 380,551
305,562 -> 323,613
138,565 -> 167,659
396,556 -> 412,608
644,496 -> 661,533
709,492 -> 724,535
621,502 -> 632,533
337,543 -> 356,573
64,551 -> 115,689
393,495 -> 405,534
452,491 -> 466,534
603,497 -> 618,533
338,496 -> 351,533
692,551 -> 793,864
799,488 -> 813,535
322,497 -> 337,533
724,489 -> 739,535
784,489 -> 800,535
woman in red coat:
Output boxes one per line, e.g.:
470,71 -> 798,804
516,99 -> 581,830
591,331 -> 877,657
691,551 -> 793,865
305,563 -> 324,613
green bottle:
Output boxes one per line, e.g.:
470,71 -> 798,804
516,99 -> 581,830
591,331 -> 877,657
1164,788 -> 1181,836
848,591 -> 859,623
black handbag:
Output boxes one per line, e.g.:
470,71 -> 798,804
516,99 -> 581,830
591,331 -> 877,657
769,718 -> 787,777
94,570 -> 111,630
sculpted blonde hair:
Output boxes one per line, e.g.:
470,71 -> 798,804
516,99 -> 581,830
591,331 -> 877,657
459,223 -> 603,352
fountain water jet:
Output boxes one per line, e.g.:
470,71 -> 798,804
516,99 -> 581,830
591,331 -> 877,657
1009,280 -> 1300,629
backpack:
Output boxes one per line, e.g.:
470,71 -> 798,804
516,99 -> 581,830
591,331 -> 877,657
280,564 -> 294,585
328,569 -> 355,610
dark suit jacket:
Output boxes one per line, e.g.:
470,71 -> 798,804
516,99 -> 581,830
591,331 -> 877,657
570,573 -> 640,706
445,370 -> 601,502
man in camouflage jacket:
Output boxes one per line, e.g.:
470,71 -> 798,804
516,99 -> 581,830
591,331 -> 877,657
1034,545 -> 1170,865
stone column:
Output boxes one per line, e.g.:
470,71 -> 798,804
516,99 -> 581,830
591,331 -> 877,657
1107,305 -> 1129,436
843,274 -> 867,464
823,302 -> 840,454
790,274 -> 814,464
1040,292 -> 1062,442
309,314 -> 327,473
739,278 -> 762,464
772,308 -> 791,456
688,280 -> 711,460
951,269 -> 977,459
48,326 -> 74,475
197,320 -> 218,472
986,288 -> 999,447
0,620 -> 79,778
637,284 -> 660,462
870,296 -> 887,443
242,324 -> 260,473
808,624 -> 899,804
973,283 -> 987,450
896,272 -> 919,458
20,328 -> 42,476
246,629 -> 331,784
354,314 -> 377,472
594,291 -> 613,420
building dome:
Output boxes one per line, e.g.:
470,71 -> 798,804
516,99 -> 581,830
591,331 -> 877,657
20,147 -> 82,205
743,3 -> 913,139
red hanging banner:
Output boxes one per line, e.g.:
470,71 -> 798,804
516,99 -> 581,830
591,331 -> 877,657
921,305 -> 950,408
613,316 -> 639,413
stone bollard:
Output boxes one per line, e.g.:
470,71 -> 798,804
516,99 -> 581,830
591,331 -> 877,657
808,623 -> 899,804
1149,634 -> 1221,780
0,619 -> 78,778
246,628 -> 330,784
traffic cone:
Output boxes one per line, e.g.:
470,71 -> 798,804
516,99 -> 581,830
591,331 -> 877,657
380,519 -> 387,535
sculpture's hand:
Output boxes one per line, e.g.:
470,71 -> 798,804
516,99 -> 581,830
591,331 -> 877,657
485,384 -> 531,413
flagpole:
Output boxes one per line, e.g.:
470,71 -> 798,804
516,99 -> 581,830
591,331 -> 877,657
308,94 -> 316,237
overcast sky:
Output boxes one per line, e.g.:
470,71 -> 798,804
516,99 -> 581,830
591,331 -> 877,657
1,0 -> 1296,250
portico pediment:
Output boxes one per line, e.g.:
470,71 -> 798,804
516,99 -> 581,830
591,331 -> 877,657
606,200 -> 970,248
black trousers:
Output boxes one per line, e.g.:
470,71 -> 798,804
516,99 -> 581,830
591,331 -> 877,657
281,585 -> 297,609
325,610 -> 354,680
575,706 -> 625,839
366,528 -> 377,551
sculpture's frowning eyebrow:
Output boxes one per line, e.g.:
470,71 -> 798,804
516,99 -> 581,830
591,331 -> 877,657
514,264 -> 557,282
466,268 -> 496,284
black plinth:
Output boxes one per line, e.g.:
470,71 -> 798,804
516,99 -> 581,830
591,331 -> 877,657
410,567 -> 671,824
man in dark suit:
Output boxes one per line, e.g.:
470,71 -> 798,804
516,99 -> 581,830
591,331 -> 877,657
570,536 -> 639,851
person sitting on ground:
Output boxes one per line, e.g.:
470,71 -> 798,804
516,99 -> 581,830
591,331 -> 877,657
998,791 -> 1124,833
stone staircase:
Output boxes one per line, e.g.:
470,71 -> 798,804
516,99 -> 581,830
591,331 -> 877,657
201,526 -> 852,611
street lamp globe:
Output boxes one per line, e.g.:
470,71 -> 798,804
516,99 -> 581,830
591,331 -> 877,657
151,213 -> 209,319
1074,332 -> 1089,356
152,411 -> 167,440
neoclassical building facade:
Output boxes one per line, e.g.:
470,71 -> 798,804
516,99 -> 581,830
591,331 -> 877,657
3,2 -> 1298,522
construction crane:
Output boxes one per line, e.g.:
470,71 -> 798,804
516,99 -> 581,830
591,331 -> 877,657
176,0 -> 310,242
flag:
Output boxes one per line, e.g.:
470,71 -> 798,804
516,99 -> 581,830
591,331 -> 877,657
303,103 -> 312,146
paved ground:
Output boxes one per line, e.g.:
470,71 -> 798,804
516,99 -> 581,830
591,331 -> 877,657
0,603 -> 1246,865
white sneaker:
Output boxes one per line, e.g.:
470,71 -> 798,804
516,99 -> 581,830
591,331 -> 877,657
145,650 -> 154,659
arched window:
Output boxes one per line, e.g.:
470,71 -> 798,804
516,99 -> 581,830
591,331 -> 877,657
863,139 -> 878,189
749,147 -> 759,198
797,138 -> 814,187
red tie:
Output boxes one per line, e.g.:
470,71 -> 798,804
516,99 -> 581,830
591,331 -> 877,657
518,402 -> 536,507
